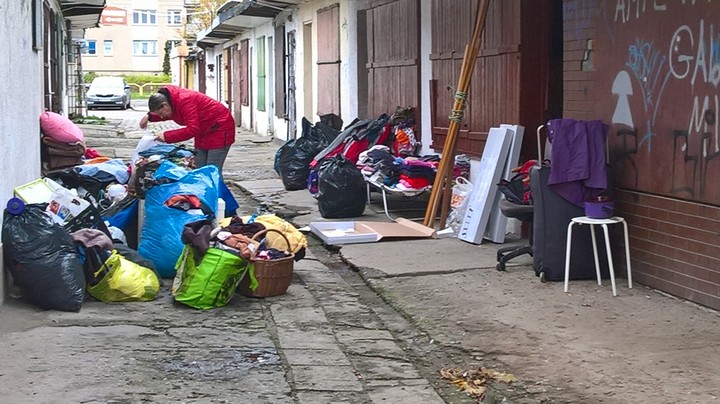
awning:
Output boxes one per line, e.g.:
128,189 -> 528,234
60,0 -> 106,38
197,0 -> 300,47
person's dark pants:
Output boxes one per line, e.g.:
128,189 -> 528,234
195,146 -> 231,177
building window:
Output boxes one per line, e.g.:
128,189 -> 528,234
82,40 -> 97,55
167,10 -> 182,25
103,40 -> 113,56
132,10 -> 156,25
133,40 -> 158,56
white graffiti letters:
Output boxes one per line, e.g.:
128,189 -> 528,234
689,95 -> 719,154
669,20 -> 720,87
614,0 -> 668,23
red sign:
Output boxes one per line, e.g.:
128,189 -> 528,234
100,6 -> 127,25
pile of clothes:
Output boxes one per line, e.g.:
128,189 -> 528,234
182,217 -> 294,262
40,111 -> 87,172
357,145 -> 439,191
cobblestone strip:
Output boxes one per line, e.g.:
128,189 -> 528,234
286,252 -> 446,404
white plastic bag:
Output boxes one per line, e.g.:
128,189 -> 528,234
450,177 -> 473,209
46,187 -> 91,225
131,133 -> 161,165
447,177 -> 474,234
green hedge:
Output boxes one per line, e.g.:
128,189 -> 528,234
123,74 -> 171,84
83,73 -> 171,85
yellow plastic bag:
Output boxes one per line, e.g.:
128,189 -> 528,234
87,250 -> 160,302
220,214 -> 307,254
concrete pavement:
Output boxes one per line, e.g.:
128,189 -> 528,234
1,119 -> 718,403
232,131 -> 720,404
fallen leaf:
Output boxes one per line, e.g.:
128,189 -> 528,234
481,367 -> 518,383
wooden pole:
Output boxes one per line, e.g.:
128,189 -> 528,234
424,0 -> 491,227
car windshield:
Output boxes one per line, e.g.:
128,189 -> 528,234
89,77 -> 125,92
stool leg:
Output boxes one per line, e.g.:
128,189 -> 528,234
564,221 -> 575,293
589,224 -> 602,286
622,219 -> 633,289
601,224 -> 617,296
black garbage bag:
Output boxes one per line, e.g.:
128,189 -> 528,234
317,155 -> 367,218
277,118 -> 340,190
2,204 -> 85,311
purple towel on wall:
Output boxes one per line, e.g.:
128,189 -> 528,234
546,119 -> 608,207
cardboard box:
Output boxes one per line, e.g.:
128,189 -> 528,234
309,218 -> 436,245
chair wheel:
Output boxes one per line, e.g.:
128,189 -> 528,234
539,271 -> 546,283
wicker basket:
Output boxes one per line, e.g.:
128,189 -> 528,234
238,229 -> 295,297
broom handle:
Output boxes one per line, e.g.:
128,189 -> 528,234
424,0 -> 490,227
424,45 -> 471,225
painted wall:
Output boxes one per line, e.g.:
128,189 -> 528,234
0,0 -> 47,301
203,45 -> 220,100
419,0 -> 433,156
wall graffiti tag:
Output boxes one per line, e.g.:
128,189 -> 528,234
600,5 -> 720,202
612,38 -> 672,150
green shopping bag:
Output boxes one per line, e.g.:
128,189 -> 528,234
173,245 -> 256,309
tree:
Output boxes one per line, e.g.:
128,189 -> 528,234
163,41 -> 172,75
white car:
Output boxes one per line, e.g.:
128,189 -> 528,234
85,76 -> 131,110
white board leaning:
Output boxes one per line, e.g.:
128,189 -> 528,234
484,124 -> 525,243
458,127 -> 513,244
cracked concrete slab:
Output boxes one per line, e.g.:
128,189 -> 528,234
291,365 -> 364,392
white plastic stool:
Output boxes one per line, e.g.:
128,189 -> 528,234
564,216 -> 632,296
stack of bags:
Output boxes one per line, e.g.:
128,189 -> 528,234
40,111 -> 86,173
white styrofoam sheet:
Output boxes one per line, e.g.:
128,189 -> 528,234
484,124 -> 525,243
309,221 -> 380,245
458,127 -> 512,244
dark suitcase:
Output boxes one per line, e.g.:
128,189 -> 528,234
530,165 -> 610,281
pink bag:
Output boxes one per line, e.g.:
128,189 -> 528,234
40,111 -> 84,143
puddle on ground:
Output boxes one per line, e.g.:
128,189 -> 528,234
161,348 -> 281,379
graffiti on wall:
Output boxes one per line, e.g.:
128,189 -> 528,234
613,0 -> 668,24
612,38 -> 672,150
607,4 -> 720,200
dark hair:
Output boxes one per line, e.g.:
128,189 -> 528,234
148,91 -> 169,112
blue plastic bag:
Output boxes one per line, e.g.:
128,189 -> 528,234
218,180 -> 239,217
138,162 -> 220,278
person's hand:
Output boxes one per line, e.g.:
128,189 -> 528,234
139,114 -> 149,129
155,132 -> 166,142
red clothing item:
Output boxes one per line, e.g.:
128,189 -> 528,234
149,85 -> 235,150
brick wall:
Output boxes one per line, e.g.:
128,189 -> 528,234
616,190 -> 720,310
561,0 -> 596,120
561,0 -> 720,310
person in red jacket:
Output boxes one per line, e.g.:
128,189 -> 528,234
139,85 -> 235,175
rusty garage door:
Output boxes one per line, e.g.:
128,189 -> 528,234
362,0 -> 421,120
430,0 -> 554,160
317,4 -> 341,116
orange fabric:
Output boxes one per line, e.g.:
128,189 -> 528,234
84,157 -> 112,165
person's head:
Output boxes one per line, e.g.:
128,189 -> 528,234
148,92 -> 173,118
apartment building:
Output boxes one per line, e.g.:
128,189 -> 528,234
83,0 -> 187,74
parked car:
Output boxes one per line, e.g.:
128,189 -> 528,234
85,76 -> 131,110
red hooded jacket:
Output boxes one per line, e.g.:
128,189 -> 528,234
148,85 -> 236,150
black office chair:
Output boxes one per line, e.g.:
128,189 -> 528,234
496,197 -> 534,272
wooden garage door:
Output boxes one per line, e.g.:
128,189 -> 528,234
364,0 -> 421,119
430,0 -> 552,160
317,4 -> 340,116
